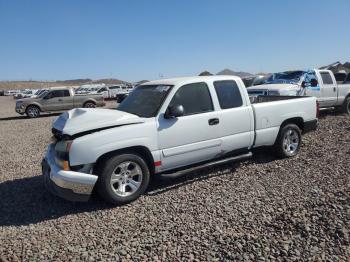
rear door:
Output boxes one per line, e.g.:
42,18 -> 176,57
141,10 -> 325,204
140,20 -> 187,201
213,80 -> 254,153
319,70 -> 337,107
60,90 -> 74,110
158,82 -> 221,171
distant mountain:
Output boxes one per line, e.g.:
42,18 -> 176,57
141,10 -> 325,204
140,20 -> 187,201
198,70 -> 213,76
55,79 -> 92,85
216,68 -> 254,78
92,78 -> 128,85
320,61 -> 350,73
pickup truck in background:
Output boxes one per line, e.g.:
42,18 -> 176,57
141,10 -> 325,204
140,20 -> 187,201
16,86 -> 105,118
90,85 -> 132,100
247,69 -> 350,115
42,76 -> 318,205
14,89 -> 38,99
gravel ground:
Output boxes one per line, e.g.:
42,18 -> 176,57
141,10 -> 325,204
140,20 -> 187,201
0,96 -> 349,261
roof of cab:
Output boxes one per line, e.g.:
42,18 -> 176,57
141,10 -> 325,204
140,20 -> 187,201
144,75 -> 242,86
47,86 -> 72,90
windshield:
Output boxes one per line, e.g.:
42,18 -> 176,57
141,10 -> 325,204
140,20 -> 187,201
264,71 -> 305,84
118,85 -> 173,118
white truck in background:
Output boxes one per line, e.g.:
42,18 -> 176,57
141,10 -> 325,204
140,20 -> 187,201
91,85 -> 131,100
42,76 -> 318,205
247,69 -> 350,115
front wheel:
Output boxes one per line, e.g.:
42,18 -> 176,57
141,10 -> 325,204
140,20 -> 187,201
83,102 -> 96,108
274,124 -> 301,158
26,105 -> 40,118
96,153 -> 150,205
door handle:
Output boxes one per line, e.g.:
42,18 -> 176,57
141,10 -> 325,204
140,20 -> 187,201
333,87 -> 336,92
208,118 -> 219,126
58,99 -> 63,102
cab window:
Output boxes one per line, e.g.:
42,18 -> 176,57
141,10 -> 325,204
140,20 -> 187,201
98,87 -> 107,93
320,72 -> 334,85
169,82 -> 213,115
46,90 -> 70,99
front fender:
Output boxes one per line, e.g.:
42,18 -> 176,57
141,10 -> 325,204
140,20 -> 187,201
69,121 -> 158,166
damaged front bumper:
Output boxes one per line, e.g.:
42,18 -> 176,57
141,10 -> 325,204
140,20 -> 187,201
42,144 -> 98,202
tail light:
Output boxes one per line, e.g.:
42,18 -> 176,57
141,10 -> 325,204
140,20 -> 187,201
316,100 -> 320,118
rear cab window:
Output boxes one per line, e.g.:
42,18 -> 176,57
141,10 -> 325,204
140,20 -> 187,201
213,80 -> 243,109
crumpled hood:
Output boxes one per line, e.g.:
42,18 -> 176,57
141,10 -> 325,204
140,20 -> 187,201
247,83 -> 300,91
53,108 -> 145,136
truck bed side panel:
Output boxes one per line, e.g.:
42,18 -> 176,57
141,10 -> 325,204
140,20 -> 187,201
252,97 -> 317,147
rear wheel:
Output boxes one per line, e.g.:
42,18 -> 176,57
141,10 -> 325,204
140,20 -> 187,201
83,101 -> 96,108
26,105 -> 40,118
274,124 -> 301,158
96,153 -> 150,205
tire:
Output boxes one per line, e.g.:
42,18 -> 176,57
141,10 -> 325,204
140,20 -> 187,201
25,105 -> 40,118
96,153 -> 150,205
341,97 -> 350,115
274,124 -> 301,158
83,101 -> 96,108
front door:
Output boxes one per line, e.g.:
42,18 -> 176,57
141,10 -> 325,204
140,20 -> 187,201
158,82 -> 221,171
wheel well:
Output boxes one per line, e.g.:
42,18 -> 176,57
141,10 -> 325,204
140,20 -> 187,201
84,100 -> 96,106
26,104 -> 41,112
280,117 -> 304,131
94,146 -> 155,175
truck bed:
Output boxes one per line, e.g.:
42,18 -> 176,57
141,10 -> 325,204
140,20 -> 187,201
250,95 -> 317,147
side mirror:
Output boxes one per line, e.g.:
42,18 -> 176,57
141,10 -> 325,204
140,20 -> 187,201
310,79 -> 318,87
164,105 -> 184,119
301,81 -> 307,88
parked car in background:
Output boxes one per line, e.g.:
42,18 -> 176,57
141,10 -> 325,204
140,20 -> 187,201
15,86 -> 105,118
14,89 -> 38,99
89,85 -> 134,100
42,76 -> 318,205
75,84 -> 106,94
4,90 -> 20,96
247,69 -> 350,115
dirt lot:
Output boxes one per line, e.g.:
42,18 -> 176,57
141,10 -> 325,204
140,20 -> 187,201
0,96 -> 349,261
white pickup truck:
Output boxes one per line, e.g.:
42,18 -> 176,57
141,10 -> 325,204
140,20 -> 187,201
42,76 -> 318,205
247,69 -> 350,115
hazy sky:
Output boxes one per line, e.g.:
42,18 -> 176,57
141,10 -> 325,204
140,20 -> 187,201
0,0 -> 349,82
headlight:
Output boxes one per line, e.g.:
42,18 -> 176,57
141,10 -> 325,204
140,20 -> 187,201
55,140 -> 72,153
55,140 -> 72,170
